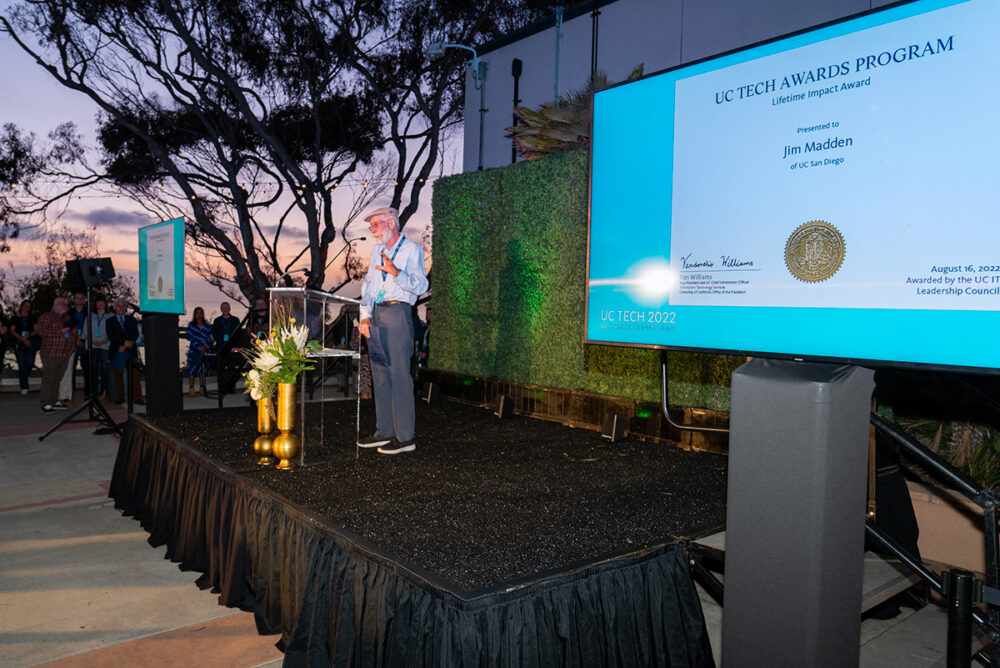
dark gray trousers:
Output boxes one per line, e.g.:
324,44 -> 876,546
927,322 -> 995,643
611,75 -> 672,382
40,352 -> 71,408
370,304 -> 415,441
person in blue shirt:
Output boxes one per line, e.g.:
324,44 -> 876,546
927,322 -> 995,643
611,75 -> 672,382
85,298 -> 112,399
356,206 -> 429,455
186,306 -> 213,396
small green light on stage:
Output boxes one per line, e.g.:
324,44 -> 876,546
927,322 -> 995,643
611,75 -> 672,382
460,378 -> 474,386
637,410 -> 652,418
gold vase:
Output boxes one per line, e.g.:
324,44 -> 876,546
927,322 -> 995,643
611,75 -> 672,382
253,396 -> 275,466
272,382 -> 300,470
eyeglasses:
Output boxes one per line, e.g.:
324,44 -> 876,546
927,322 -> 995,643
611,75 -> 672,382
368,218 -> 390,231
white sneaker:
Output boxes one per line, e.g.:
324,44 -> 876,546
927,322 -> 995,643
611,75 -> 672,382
20,389 -> 28,395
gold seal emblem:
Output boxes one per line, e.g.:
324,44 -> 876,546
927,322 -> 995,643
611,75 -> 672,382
785,220 -> 845,282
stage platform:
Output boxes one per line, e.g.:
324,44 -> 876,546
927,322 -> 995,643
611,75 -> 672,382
110,398 -> 726,667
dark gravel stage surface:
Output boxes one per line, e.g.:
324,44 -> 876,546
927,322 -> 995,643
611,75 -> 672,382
147,399 -> 728,593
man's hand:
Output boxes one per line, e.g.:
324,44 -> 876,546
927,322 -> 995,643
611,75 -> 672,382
375,252 -> 400,277
358,318 -> 371,338
118,345 -> 126,353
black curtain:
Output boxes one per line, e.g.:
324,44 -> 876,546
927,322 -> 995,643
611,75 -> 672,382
110,419 -> 715,667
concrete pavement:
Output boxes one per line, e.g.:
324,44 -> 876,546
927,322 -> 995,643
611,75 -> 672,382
0,386 -> 284,668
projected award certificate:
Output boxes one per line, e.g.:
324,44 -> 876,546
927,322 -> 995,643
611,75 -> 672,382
144,223 -> 176,301
586,0 -> 1000,370
138,217 -> 185,315
667,0 -> 1000,312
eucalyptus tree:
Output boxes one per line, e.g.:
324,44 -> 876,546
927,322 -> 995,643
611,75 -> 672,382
1,0 -> 555,300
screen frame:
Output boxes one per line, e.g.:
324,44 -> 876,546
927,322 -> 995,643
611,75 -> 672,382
138,217 -> 186,315
583,0 -> 1000,376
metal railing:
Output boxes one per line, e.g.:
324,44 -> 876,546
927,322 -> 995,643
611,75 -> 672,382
683,411 -> 1000,667
869,412 -> 1000,667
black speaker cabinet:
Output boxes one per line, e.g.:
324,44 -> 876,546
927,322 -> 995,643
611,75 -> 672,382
65,257 -> 115,290
80,257 -> 115,286
64,260 -> 86,292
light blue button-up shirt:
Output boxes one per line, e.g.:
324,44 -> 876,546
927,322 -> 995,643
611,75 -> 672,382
360,235 -> 429,320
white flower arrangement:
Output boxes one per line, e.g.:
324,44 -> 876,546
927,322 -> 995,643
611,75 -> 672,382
243,304 -> 322,412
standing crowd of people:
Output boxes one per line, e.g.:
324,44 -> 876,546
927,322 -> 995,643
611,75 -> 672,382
2,281 -> 431,415
183,298 -> 269,397
0,292 -> 143,411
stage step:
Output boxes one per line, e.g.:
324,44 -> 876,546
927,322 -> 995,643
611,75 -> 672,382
859,604 -> 988,667
690,531 -> 920,613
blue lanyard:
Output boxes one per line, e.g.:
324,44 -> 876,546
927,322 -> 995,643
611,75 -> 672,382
381,236 -> 405,282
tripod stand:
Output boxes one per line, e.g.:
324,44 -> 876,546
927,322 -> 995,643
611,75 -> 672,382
39,285 -> 122,441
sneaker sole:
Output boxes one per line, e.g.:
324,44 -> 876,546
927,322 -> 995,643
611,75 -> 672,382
377,444 -> 416,455
358,439 -> 392,448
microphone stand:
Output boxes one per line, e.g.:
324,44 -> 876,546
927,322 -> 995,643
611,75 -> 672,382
324,236 -> 366,276
274,236 -> 367,288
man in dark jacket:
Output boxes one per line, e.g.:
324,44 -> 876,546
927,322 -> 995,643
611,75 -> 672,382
106,298 -> 143,404
211,301 -> 243,392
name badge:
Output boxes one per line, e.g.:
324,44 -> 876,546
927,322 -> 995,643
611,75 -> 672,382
376,289 -> 385,303
22,330 -> 28,336
95,330 -> 102,336
77,328 -> 82,336
223,334 -> 230,341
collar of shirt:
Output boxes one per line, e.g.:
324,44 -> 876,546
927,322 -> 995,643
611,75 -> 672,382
379,235 -> 404,255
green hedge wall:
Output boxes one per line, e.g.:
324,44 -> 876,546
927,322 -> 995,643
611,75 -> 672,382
431,150 -> 742,410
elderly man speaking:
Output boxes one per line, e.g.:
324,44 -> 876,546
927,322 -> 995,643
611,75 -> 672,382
356,206 -> 428,455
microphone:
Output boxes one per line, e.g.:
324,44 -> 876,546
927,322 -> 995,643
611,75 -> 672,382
274,267 -> 310,286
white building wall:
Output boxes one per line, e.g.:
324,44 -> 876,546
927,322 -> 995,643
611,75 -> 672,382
463,0 -> 898,172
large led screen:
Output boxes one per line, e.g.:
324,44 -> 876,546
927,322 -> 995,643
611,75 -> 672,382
586,0 -> 1000,372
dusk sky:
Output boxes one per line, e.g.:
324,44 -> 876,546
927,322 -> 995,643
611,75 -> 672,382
0,21 -> 439,322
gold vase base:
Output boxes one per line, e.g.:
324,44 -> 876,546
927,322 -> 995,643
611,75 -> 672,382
272,431 -> 300,472
253,434 -> 275,466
